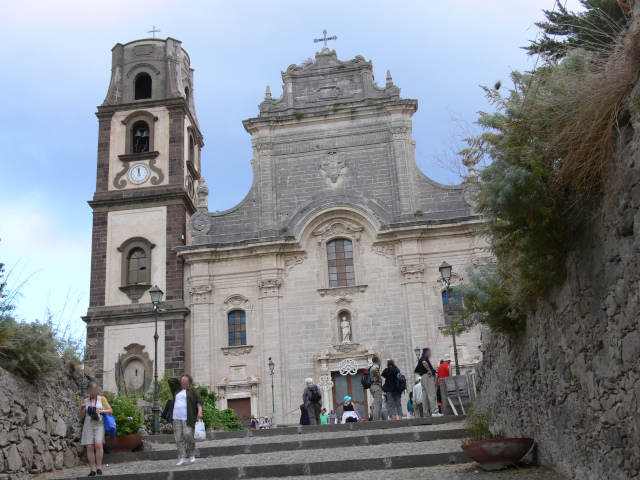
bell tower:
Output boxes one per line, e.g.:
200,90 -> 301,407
83,37 -> 203,387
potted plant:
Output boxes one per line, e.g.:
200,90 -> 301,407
461,409 -> 534,471
103,393 -> 144,453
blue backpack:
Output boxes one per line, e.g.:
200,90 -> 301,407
395,373 -> 407,393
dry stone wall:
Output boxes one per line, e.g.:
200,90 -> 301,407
0,366 -> 83,479
476,86 -> 640,480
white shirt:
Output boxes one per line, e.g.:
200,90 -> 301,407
413,383 -> 423,403
173,390 -> 188,421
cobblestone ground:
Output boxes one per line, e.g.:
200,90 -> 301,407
250,464 -> 570,480
149,421 -> 466,450
36,439 -> 464,478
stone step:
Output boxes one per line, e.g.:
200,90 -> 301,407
104,422 -> 466,464
147,415 -> 464,443
58,439 -> 470,479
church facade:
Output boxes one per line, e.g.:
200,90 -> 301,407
84,37 -> 486,424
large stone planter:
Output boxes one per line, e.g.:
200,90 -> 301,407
461,438 -> 534,471
104,434 -> 144,453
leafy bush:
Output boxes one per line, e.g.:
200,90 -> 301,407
0,318 -> 65,381
209,408 -> 244,431
103,392 -> 143,436
145,376 -> 243,431
454,6 -> 640,337
463,408 -> 506,444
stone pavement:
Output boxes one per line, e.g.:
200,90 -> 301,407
31,418 -> 554,480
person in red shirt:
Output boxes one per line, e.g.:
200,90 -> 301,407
437,354 -> 453,414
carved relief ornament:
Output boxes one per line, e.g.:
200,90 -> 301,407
372,242 -> 399,265
320,150 -> 346,183
400,264 -> 426,282
258,278 -> 282,296
313,220 -> 363,244
391,126 -> 408,140
220,294 -> 253,316
283,254 -> 308,277
189,284 -> 212,303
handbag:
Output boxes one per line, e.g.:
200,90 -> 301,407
194,420 -> 206,440
101,397 -> 117,436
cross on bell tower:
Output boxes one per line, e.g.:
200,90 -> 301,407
148,25 -> 161,38
313,29 -> 337,47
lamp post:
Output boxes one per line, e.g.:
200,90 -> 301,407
149,285 -> 164,435
414,346 -> 421,360
439,262 -> 461,376
268,357 -> 275,419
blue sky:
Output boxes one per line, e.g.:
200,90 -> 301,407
0,0 -> 583,333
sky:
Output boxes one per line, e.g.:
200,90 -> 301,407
0,0 -> 584,335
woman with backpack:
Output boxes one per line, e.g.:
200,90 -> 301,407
382,359 -> 404,420
78,382 -> 113,477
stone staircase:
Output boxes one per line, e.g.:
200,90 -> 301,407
52,417 -> 471,479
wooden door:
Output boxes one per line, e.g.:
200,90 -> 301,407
332,371 -> 368,421
227,398 -> 252,427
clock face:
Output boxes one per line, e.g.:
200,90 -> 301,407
187,175 -> 195,198
130,164 -> 149,184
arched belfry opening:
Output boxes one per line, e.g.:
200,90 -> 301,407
134,73 -> 152,100
131,121 -> 150,153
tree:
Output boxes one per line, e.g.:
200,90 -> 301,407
525,0 -> 629,60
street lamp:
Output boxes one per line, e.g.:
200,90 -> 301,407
149,285 -> 164,435
414,346 -> 421,360
439,262 -> 460,376
268,357 -> 275,419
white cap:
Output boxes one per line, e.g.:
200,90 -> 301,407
443,354 -> 452,361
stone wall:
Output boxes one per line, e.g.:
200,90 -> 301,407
475,85 -> 640,478
0,366 -> 83,479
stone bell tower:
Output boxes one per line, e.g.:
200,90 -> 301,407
83,37 -> 203,388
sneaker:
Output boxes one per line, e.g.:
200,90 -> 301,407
189,456 -> 196,463
88,472 -> 96,477
432,413 -> 443,417
96,469 -> 103,475
176,459 -> 187,466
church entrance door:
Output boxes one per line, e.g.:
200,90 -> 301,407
227,398 -> 252,428
331,371 -> 368,421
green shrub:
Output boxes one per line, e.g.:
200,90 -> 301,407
145,376 -> 243,431
0,318 -> 64,381
103,392 -> 143,435
463,408 -> 506,444
211,408 -> 244,431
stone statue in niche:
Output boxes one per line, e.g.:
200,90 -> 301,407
341,316 -> 351,343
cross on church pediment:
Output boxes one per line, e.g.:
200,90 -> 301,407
314,29 -> 337,47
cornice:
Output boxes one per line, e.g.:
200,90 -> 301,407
88,189 -> 196,214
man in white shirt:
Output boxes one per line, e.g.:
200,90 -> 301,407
413,378 -> 423,418
259,417 -> 271,429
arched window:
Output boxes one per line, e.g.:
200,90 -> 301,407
127,248 -> 147,285
188,135 -> 195,163
134,73 -> 152,100
131,121 -> 150,154
327,239 -> 355,288
442,289 -> 462,325
228,310 -> 246,346
184,86 -> 190,105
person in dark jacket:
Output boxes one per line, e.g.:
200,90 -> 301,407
168,373 -> 203,466
381,359 -> 404,420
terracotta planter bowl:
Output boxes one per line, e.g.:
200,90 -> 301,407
461,438 -> 534,471
104,434 -> 144,453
